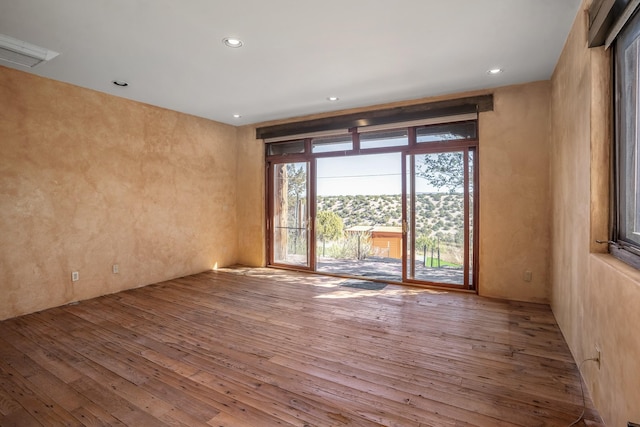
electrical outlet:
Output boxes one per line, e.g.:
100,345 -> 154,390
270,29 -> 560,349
71,271 -> 79,282
523,270 -> 532,282
112,264 -> 119,274
595,344 -> 601,369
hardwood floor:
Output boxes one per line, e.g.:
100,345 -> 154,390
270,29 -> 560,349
0,267 -> 603,426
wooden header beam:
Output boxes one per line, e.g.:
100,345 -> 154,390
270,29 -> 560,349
256,94 -> 493,141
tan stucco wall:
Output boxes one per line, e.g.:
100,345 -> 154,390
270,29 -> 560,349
550,3 -> 640,426
478,82 -> 551,302
0,66 -> 239,320
236,125 -> 265,266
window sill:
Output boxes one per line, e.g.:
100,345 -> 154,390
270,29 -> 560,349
591,252 -> 640,285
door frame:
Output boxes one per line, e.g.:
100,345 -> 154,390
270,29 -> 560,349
266,159 -> 316,271
264,121 -> 479,291
401,145 -> 479,290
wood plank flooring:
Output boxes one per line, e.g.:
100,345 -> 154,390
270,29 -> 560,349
0,267 -> 604,426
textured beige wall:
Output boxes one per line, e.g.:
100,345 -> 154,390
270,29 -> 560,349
550,3 -> 640,426
478,82 -> 551,302
0,66 -> 239,320
236,125 -> 265,266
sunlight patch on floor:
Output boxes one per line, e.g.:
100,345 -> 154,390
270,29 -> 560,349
315,287 -> 447,299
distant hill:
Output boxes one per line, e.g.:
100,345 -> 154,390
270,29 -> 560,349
316,193 -> 464,238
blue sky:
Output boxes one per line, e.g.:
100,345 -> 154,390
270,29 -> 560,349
314,152 -> 464,196
316,153 -> 402,196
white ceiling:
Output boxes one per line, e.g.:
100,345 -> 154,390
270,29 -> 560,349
0,0 -> 582,126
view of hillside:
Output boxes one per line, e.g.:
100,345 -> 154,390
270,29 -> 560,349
317,193 -> 465,240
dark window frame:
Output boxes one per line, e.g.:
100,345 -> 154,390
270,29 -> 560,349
612,7 -> 640,269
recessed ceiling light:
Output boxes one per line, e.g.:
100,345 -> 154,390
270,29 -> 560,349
233,114 -> 241,118
223,37 -> 243,48
327,96 -> 339,101
487,68 -> 503,75
112,80 -> 129,87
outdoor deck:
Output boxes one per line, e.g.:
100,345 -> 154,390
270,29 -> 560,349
318,256 -> 465,285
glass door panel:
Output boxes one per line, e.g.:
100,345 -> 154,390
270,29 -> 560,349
271,162 -> 310,268
405,150 -> 473,288
315,153 -> 403,282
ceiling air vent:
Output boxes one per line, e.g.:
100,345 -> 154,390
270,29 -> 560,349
0,34 -> 59,68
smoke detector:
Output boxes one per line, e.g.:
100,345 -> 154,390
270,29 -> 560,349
0,34 -> 59,68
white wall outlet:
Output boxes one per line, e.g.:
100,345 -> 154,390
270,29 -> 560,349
112,264 -> 119,274
523,270 -> 532,282
71,271 -> 79,282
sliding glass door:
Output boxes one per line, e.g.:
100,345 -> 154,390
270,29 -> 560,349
265,119 -> 478,290
405,148 -> 476,289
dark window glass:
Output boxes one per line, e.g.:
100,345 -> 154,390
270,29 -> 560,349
268,140 -> 305,156
416,122 -> 477,143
